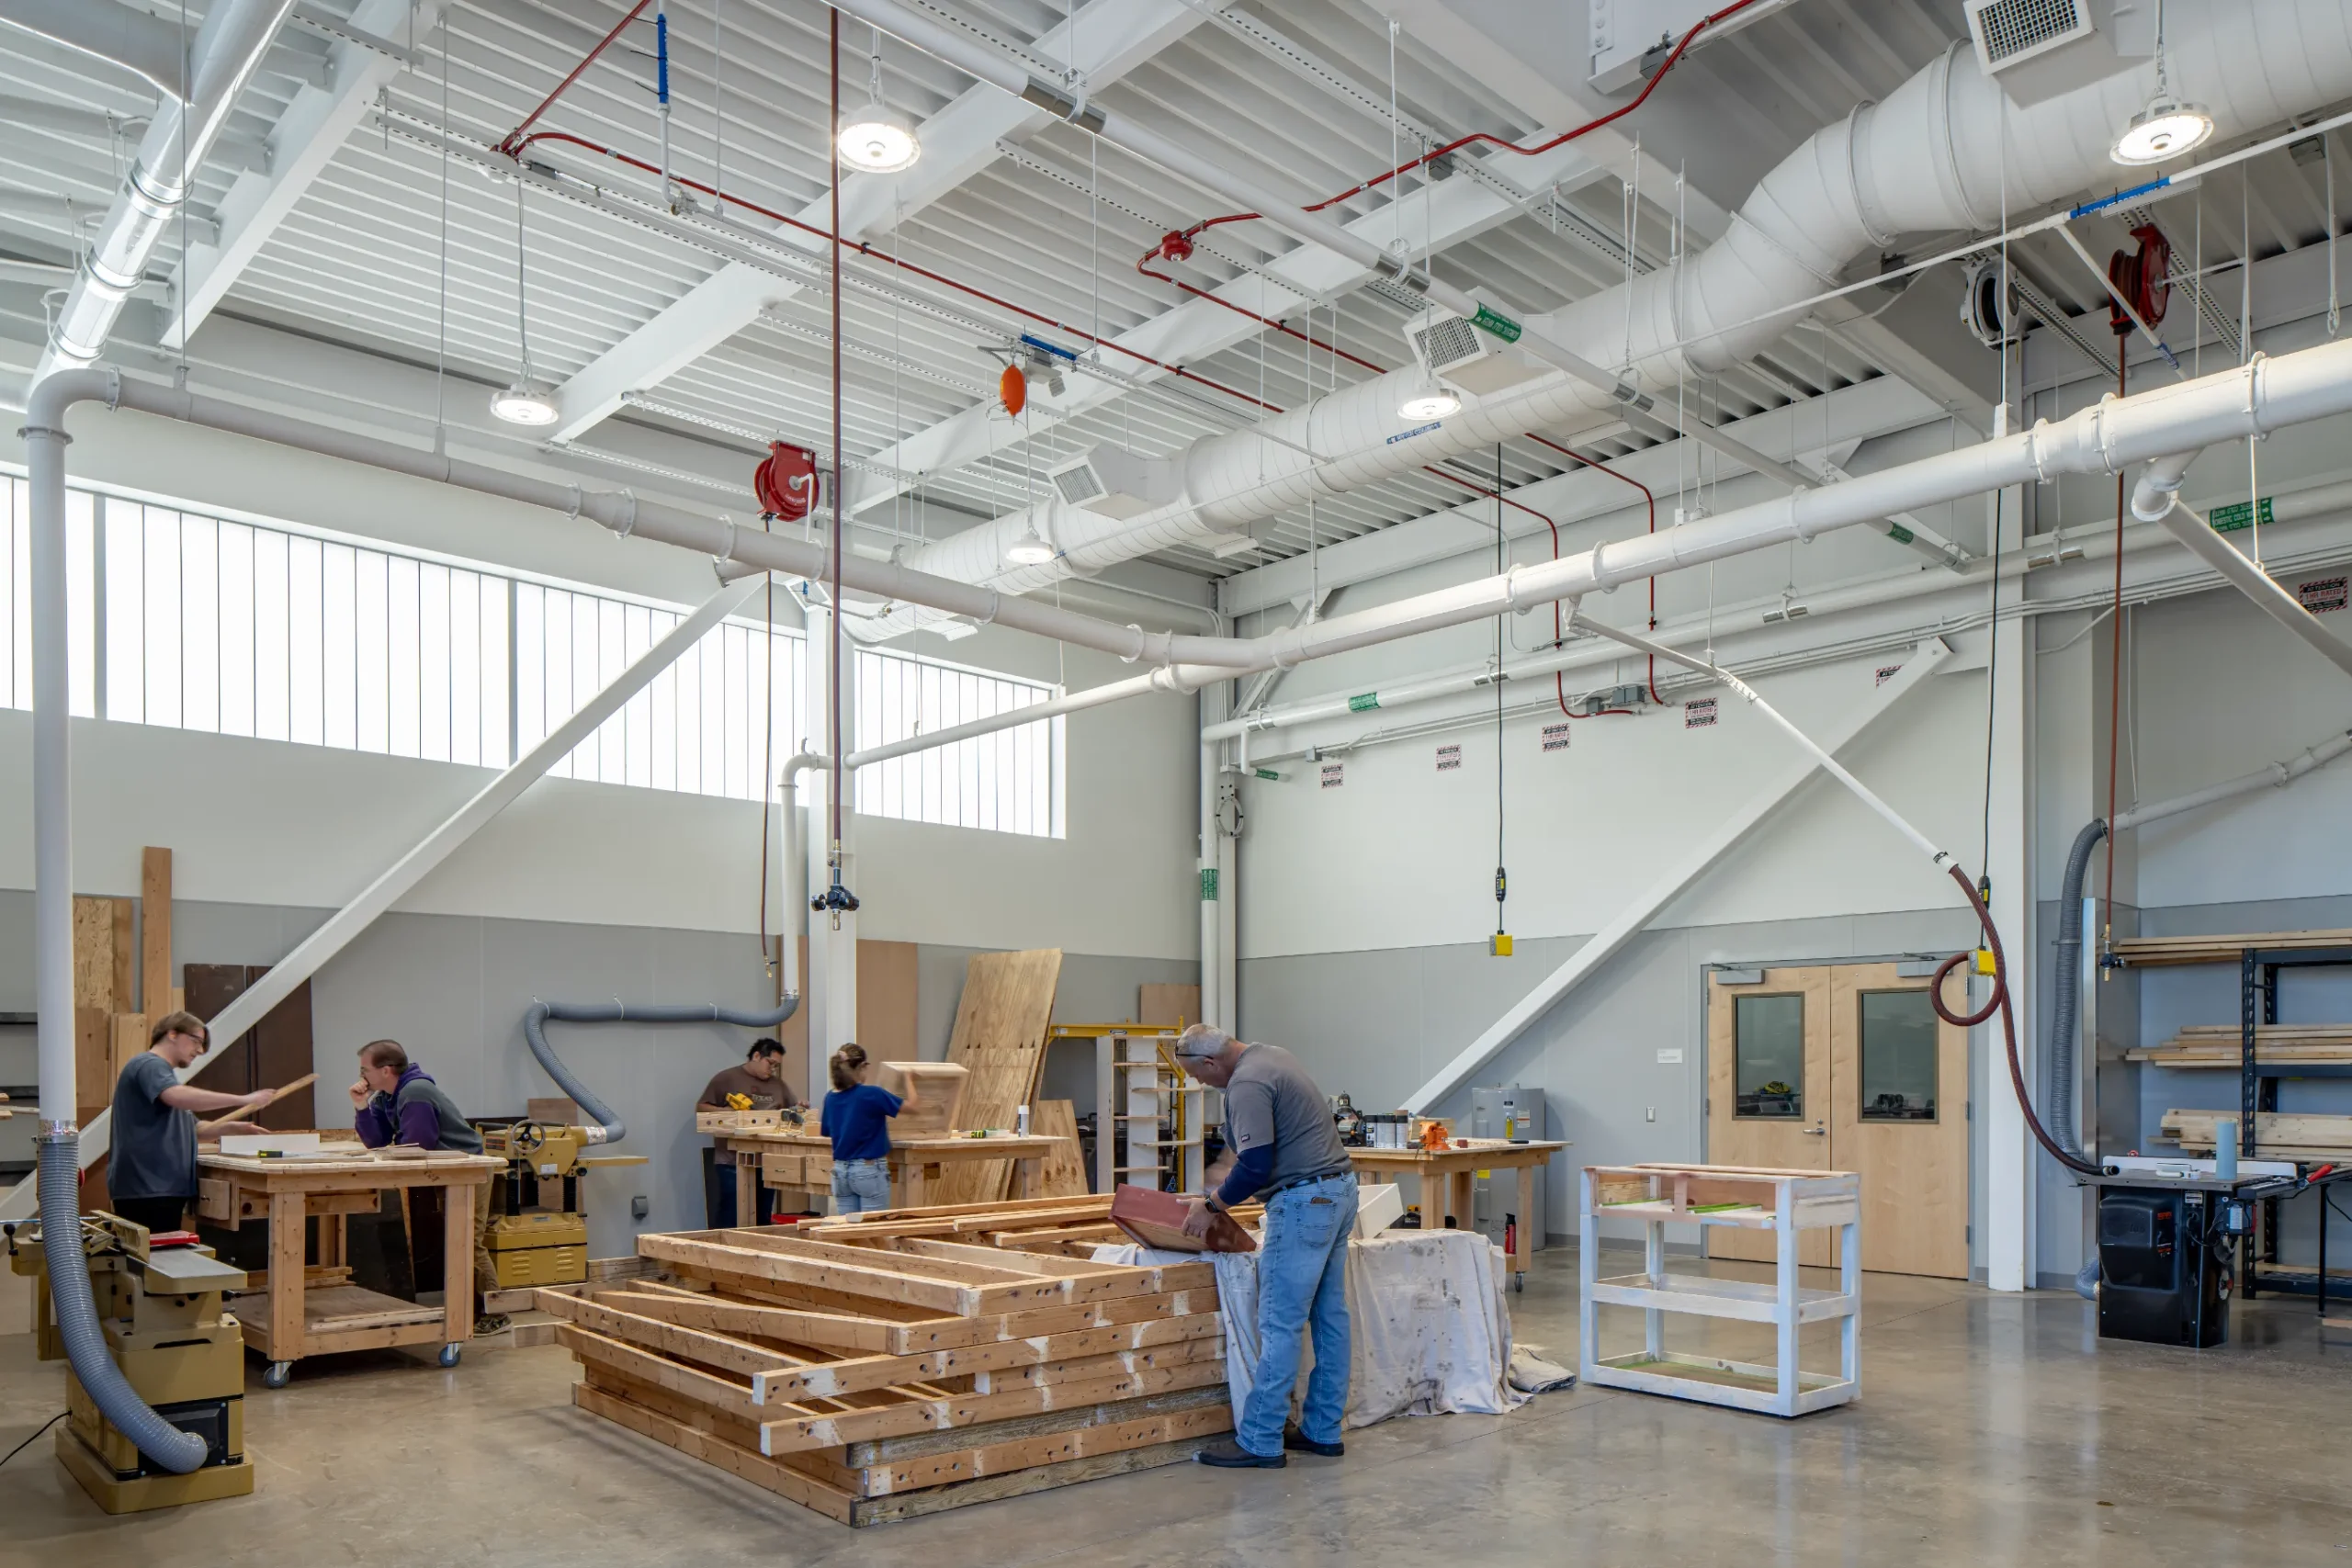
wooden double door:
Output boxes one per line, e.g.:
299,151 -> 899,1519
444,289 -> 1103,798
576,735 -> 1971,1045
1705,962 -> 1967,1278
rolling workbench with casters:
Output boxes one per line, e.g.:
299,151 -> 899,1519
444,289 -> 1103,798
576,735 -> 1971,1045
198,1146 -> 503,1384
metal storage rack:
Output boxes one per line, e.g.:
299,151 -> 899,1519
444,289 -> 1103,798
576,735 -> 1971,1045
1578,1162 -> 1860,1418
1057,1024 -> 1206,1194
2109,931 -> 2352,1302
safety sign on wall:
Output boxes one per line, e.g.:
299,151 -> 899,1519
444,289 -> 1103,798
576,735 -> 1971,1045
1320,761 -> 1345,789
1541,723 -> 1571,753
1435,744 -> 1462,772
2300,576 -> 2348,614
1876,662 -> 1903,685
1684,698 -> 1718,729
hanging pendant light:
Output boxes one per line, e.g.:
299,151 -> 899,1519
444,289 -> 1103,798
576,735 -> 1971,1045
1398,376 -> 1461,421
1004,522 -> 1056,565
837,28 -> 920,173
2110,0 -> 2212,166
492,177 -> 560,425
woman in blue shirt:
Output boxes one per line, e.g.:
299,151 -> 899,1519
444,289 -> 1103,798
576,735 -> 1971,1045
820,1044 -> 919,1214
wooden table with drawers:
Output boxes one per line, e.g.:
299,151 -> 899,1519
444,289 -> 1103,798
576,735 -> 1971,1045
197,1147 -> 504,1386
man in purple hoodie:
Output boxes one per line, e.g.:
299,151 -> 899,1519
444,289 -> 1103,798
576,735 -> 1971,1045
349,1040 -> 501,1332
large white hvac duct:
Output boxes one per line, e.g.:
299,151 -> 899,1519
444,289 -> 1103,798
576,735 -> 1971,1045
39,0 -> 297,375
860,0 -> 2352,615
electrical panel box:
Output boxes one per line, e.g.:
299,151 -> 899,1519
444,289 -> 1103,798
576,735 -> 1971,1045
1468,1085 -> 1546,1254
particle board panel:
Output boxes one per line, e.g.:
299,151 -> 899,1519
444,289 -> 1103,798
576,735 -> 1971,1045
933,950 -> 1063,1206
1032,1100 -> 1089,1197
1137,985 -> 1199,1030
73,897 -> 131,1010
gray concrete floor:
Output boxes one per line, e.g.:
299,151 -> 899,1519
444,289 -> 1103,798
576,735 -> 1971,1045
5,1247 -> 2352,1566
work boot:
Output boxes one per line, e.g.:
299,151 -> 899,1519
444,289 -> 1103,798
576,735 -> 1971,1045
1283,1422 -> 1343,1457
1193,1436 -> 1284,1469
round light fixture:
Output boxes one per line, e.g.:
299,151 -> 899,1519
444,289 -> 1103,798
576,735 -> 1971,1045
2110,96 -> 2213,165
1004,525 -> 1056,566
490,379 -> 560,426
837,103 -> 921,174
1397,379 -> 1461,421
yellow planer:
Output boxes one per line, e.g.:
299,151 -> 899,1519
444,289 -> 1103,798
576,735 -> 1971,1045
476,1122 -> 647,1289
7,1213 -> 256,1514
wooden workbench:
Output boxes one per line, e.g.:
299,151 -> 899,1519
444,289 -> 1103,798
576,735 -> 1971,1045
1347,1140 -> 1568,1282
718,1129 -> 1070,1214
197,1148 -> 505,1386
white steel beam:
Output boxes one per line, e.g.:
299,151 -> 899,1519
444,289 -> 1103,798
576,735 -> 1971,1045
1400,637 -> 1954,1114
548,0 -> 1216,444
0,573 -> 765,1218
163,0 -> 440,349
844,128 -> 1623,515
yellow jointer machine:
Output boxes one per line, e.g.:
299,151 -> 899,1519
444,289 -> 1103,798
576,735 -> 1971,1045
6,1212 -> 256,1513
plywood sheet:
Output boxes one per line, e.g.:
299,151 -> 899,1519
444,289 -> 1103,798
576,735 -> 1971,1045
141,846 -> 172,1015
1033,1100 -> 1088,1197
1138,985 -> 1199,1030
878,1063 -> 967,1138
933,951 -> 1063,1205
73,897 -> 124,1010
774,938 -> 920,1104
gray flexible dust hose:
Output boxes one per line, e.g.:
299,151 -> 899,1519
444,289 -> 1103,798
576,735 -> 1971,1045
522,998 -> 802,1143
38,1136 -> 207,1472
2051,819 -> 2108,1302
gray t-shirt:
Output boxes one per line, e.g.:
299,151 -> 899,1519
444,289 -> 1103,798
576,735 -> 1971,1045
1223,1043 -> 1348,1188
109,1052 -> 197,1201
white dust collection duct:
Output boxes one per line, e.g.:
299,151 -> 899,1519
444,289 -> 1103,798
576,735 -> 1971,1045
39,0 -> 298,375
843,0 -> 2352,621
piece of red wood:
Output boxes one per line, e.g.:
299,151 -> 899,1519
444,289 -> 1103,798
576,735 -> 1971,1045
1109,1184 -> 1256,1254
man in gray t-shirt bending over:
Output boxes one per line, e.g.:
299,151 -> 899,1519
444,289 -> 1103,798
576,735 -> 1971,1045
1174,1023 -> 1357,1470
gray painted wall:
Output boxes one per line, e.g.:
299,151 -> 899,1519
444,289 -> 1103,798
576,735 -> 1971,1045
0,890 -> 1193,1257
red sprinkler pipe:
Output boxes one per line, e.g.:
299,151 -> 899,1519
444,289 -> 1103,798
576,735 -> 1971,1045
510,130 -> 1280,414
1144,0 -> 1770,259
497,2 -> 654,155
1528,433 -> 1662,703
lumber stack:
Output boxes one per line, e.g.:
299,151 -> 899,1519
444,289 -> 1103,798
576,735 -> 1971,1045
2129,1024 -> 2352,1068
543,1211 -> 1238,1526
2110,930 -> 2352,967
2162,1109 -> 2352,1159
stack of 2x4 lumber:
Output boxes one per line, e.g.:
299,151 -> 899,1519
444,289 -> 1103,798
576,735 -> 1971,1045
2161,1109 -> 2352,1159
797,1192 -> 1265,1256
2109,931 -> 2352,966
2129,1024 -> 2352,1067
541,1221 -> 1230,1526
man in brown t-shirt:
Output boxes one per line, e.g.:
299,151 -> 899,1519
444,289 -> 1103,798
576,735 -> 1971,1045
697,1038 -> 797,1115
699,1039 -> 797,1226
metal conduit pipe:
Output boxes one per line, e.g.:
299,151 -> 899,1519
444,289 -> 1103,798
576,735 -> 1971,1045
43,0 -> 299,371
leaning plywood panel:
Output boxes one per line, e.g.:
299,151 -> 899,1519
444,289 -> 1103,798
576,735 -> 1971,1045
933,950 -> 1063,1205
1032,1100 -> 1089,1197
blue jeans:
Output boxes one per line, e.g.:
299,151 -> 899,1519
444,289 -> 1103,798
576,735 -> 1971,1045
1239,1170 -> 1357,1458
831,1157 -> 891,1213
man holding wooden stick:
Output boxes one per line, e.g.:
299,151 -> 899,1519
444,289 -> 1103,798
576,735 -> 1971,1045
107,1010 -> 274,1235
1173,1023 -> 1358,1469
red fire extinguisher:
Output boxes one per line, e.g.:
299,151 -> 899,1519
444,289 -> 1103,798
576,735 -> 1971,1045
1503,1213 -> 1517,1258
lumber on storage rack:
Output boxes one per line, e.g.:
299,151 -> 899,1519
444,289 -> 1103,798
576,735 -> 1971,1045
2109,931 -> 2352,967
931,950 -> 1063,1206
2162,1109 -> 2352,1158
2128,1025 -> 2352,1067
545,1201 -> 1236,1527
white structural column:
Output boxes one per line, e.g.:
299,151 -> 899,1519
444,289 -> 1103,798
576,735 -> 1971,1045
548,0 -> 1215,444
0,569 -> 769,1223
1402,638 -> 1954,1113
163,0 -> 443,348
845,128 -> 1622,516
802,598 -> 859,1080
1983,480 -> 2036,1292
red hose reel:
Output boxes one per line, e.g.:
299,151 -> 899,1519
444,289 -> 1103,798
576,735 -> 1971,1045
753,441 -> 818,522
2107,223 -> 2172,339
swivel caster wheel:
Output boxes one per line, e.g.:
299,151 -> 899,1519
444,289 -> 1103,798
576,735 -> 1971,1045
262,1361 -> 292,1389
1512,1272 -> 1525,1294
438,1343 -> 462,1369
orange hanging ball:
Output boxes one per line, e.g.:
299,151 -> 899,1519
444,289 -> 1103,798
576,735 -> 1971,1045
1000,363 -> 1027,417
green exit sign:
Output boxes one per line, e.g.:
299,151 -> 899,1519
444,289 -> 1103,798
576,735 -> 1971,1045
2211,496 -> 2273,533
